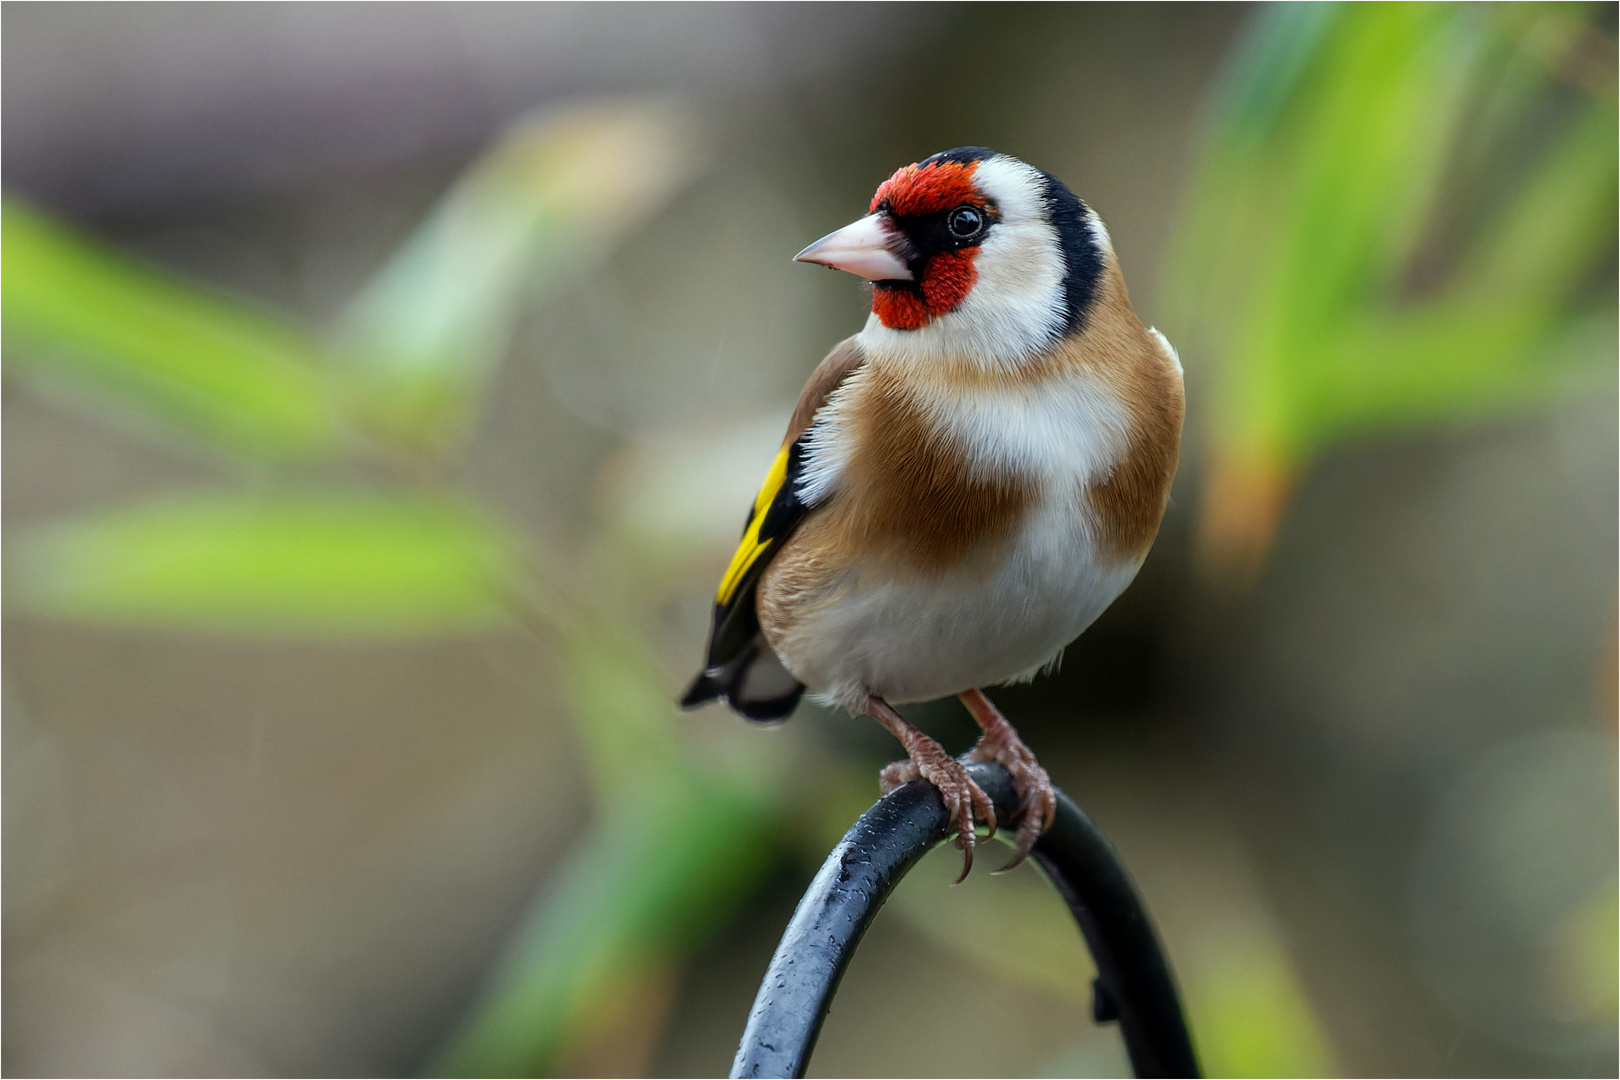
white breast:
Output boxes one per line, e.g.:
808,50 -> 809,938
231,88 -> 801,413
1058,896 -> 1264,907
796,361 -> 1131,503
919,367 -> 1131,484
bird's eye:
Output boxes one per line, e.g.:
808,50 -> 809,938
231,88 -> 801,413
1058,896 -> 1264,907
947,206 -> 983,238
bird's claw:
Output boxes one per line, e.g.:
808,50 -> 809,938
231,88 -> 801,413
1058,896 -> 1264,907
966,731 -> 1056,872
880,751 -> 996,882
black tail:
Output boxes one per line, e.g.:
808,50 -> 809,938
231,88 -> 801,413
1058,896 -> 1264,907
680,635 -> 804,722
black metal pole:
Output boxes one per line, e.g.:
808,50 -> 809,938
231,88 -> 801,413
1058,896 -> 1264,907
730,762 -> 1200,1079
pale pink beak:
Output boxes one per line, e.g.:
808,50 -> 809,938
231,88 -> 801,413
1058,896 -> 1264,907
793,213 -> 913,281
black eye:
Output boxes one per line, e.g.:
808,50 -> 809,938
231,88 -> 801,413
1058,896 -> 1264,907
947,206 -> 983,238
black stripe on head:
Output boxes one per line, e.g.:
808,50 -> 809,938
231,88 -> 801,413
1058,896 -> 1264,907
1037,170 -> 1104,336
919,145 -> 997,168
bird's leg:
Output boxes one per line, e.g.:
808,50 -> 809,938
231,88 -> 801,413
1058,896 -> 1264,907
959,688 -> 1056,870
867,695 -> 996,882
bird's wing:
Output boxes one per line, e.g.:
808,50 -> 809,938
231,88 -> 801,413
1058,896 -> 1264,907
698,336 -> 864,669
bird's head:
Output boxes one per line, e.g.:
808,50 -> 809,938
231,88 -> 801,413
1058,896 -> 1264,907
795,147 -> 1108,366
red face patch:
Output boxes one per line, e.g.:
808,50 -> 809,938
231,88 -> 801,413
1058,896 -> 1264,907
870,160 -> 982,217
869,158 -> 987,329
872,249 -> 979,330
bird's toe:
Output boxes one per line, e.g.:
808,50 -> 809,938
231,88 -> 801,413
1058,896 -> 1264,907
878,757 -> 920,795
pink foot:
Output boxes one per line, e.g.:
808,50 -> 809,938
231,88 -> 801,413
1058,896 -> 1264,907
867,696 -> 996,882
959,689 -> 1057,870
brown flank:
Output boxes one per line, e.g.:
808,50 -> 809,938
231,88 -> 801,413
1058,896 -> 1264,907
1071,262 -> 1184,562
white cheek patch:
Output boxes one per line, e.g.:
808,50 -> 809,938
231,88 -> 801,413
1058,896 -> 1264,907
948,214 -> 1068,357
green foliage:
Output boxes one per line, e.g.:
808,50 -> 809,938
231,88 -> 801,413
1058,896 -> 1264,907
3,100 -> 700,636
424,614 -> 788,1075
430,753 -> 780,1073
10,7 -> 1610,1070
1183,925 -> 1337,1078
338,101 -> 698,454
1169,1 -> 1616,484
3,200 -> 341,460
1159,0 -> 1618,1066
8,493 -> 519,636
4,97 -> 789,1078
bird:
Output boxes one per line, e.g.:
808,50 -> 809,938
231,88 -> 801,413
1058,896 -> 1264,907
681,147 -> 1184,877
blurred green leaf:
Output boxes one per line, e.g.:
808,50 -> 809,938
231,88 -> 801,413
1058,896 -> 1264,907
1459,96 -> 1618,306
1166,2 -> 1617,576
1184,924 -> 1337,1078
2,199 -> 342,460
5,90 -> 772,1080
1207,2 -> 1342,149
429,783 -> 779,1076
427,625 -> 784,1077
8,493 -> 520,635
339,98 -> 701,454
1547,878 -> 1620,1024
1177,3 -> 1475,461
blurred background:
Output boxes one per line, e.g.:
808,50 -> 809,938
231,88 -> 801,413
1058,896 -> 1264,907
3,3 -> 1615,1077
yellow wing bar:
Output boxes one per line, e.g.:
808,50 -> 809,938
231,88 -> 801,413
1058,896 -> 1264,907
716,445 -> 791,605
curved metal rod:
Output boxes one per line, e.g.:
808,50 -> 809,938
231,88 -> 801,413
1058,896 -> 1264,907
730,762 -> 1200,1079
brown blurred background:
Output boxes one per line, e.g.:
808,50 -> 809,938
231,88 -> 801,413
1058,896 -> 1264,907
4,4 -> 1615,1077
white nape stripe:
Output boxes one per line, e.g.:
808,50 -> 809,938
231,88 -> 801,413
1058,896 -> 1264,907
1087,212 -> 1114,256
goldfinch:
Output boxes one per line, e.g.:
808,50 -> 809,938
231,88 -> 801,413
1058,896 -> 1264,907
682,147 -> 1184,876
